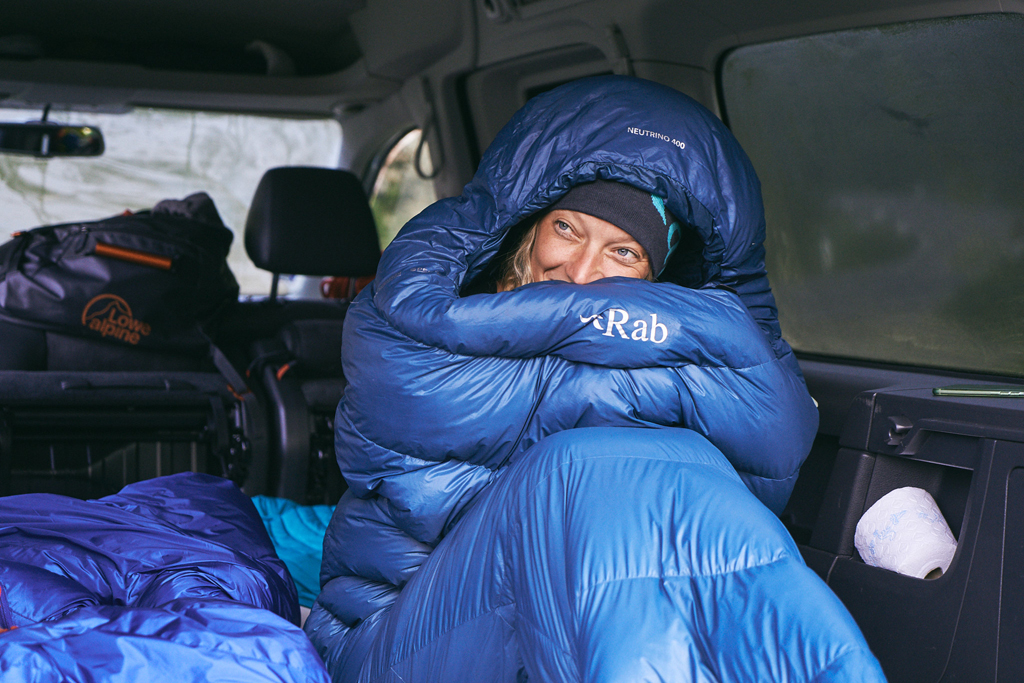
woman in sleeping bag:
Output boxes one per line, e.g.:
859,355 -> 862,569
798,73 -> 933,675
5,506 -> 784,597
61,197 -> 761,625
305,75 -> 887,682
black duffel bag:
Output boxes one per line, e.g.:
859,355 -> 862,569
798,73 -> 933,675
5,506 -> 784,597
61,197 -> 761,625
0,192 -> 239,355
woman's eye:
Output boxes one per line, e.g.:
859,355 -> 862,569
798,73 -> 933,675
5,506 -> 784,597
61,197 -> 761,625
615,247 -> 639,260
555,220 -> 571,233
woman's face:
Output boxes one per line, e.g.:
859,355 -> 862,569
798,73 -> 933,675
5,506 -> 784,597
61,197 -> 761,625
528,209 -> 651,284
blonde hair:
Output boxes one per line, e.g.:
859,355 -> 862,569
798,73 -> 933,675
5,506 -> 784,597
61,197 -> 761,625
496,214 -> 657,291
496,221 -> 540,292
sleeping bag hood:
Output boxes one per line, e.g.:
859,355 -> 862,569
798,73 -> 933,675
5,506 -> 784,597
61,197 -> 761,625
379,74 -> 795,366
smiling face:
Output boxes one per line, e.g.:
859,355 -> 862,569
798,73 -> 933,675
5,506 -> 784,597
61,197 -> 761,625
528,209 -> 652,284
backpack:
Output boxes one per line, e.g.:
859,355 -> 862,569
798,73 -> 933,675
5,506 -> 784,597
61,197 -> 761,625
0,193 -> 239,354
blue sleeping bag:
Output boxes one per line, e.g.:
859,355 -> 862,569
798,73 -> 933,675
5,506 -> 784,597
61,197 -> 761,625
0,473 -> 330,683
306,76 -> 886,681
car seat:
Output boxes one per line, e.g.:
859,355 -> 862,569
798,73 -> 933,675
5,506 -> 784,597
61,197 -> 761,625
229,166 -> 380,503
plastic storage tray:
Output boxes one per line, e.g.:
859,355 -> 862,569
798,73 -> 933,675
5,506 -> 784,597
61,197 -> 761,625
801,385 -> 1024,682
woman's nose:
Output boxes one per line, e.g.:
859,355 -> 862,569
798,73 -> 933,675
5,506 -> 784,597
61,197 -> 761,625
564,248 -> 603,284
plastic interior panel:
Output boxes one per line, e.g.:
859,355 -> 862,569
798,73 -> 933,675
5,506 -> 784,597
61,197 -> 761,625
259,359 -> 312,503
804,385 -> 1024,682
779,433 -> 841,544
808,448 -> 875,556
862,447 -> 974,540
998,459 -> 1024,683
824,439 -> 993,683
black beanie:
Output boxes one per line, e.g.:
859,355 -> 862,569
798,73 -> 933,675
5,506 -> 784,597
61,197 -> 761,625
547,180 -> 681,275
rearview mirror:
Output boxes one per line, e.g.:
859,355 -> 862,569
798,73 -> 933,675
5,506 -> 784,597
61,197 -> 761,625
0,122 -> 104,157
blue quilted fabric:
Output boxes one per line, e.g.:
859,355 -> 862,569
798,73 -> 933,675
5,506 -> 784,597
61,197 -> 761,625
0,474 -> 331,682
307,76 -> 885,682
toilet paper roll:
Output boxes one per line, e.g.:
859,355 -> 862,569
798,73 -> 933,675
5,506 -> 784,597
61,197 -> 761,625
854,486 -> 958,579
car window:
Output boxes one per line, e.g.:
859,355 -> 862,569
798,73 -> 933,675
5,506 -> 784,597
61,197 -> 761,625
720,14 -> 1024,377
369,129 -> 438,249
0,107 -> 342,297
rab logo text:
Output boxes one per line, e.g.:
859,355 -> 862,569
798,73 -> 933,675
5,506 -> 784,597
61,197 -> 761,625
580,309 -> 668,343
81,294 -> 152,345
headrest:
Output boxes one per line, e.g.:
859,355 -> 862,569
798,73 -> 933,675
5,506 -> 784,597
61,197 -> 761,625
244,167 -> 381,276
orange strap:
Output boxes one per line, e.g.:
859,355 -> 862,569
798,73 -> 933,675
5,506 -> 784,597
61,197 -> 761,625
95,242 -> 173,270
276,362 -> 295,381
225,383 -> 251,402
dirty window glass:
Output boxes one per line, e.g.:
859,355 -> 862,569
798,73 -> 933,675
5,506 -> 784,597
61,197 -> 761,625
721,14 -> 1024,377
0,107 -> 342,296
369,129 -> 437,249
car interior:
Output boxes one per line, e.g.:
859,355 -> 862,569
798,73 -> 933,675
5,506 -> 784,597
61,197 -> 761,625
1,0 -> 1022,680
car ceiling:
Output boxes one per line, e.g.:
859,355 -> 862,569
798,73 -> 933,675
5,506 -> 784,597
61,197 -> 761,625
0,0 -> 364,76
0,0 -> 382,115
0,0 -> 1009,117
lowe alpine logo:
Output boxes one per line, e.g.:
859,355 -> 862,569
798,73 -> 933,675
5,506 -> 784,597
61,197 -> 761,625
81,294 -> 152,345
580,309 -> 668,343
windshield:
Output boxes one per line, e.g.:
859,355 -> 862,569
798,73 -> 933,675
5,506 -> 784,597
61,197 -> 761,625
0,107 -> 343,296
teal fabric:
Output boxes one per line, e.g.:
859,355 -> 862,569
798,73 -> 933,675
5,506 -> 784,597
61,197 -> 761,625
252,496 -> 334,608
